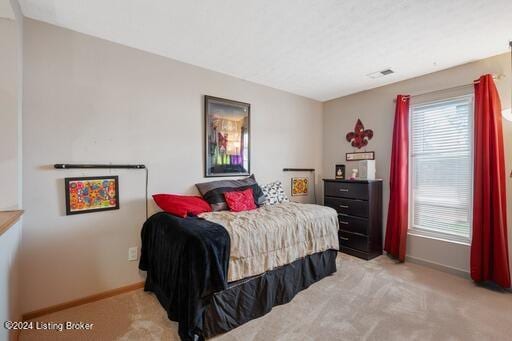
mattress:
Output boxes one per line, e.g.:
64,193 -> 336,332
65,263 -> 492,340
199,202 -> 339,282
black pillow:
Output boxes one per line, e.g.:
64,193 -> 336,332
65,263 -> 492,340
196,175 -> 265,211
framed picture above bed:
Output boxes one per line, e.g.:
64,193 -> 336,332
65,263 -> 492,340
205,96 -> 250,177
291,177 -> 309,196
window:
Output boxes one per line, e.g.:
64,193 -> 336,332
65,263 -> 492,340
409,95 -> 473,243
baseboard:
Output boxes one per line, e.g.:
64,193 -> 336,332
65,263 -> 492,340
22,281 -> 145,321
405,255 -> 470,279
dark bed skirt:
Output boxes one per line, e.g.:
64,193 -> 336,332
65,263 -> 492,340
145,249 -> 337,340
202,249 -> 338,338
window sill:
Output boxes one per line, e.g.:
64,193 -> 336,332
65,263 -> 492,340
408,229 -> 470,247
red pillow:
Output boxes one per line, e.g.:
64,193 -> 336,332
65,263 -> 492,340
224,188 -> 257,212
152,194 -> 212,218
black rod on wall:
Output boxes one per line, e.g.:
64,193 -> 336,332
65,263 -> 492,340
54,163 -> 149,219
54,164 -> 146,169
282,168 -> 315,172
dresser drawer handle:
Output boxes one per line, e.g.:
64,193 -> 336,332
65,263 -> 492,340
339,188 -> 349,192
340,221 -> 349,225
340,236 -> 349,241
339,204 -> 349,208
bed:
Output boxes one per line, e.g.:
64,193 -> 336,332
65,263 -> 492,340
139,202 -> 339,340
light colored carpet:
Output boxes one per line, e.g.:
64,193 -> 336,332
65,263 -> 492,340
20,254 -> 512,341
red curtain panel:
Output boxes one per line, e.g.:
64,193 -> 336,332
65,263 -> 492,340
384,95 -> 410,262
471,74 -> 511,288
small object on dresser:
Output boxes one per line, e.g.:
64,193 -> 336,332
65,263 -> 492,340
350,169 -> 358,180
323,179 -> 383,260
358,160 -> 376,180
335,164 -> 345,179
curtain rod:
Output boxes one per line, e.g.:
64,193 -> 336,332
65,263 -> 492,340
54,164 -> 146,169
393,74 -> 505,102
283,168 -> 315,172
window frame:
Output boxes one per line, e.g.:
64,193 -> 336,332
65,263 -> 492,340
407,94 -> 474,245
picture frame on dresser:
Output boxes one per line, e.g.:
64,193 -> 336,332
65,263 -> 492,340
322,179 -> 383,260
335,164 -> 345,179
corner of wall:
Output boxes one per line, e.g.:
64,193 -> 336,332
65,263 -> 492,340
11,0 -> 23,210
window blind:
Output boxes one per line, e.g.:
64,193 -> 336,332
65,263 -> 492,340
410,95 -> 473,241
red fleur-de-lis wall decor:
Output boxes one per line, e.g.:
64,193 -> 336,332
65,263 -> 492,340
346,119 -> 373,149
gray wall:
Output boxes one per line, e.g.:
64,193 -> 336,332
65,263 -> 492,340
0,7 -> 23,340
21,19 -> 323,313
0,18 -> 18,209
323,53 -> 512,274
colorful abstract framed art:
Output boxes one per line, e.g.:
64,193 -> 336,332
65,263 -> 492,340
291,177 -> 309,196
65,176 -> 120,215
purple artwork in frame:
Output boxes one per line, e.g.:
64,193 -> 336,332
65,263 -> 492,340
205,96 -> 250,177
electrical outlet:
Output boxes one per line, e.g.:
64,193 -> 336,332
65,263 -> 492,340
128,247 -> 138,261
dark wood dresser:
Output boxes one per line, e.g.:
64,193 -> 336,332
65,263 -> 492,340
323,179 -> 383,260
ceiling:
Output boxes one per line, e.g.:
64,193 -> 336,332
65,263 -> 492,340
17,0 -> 512,101
0,0 -> 14,19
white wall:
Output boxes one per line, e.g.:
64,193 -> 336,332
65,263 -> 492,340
323,53 -> 512,274
0,3 -> 23,339
21,19 -> 323,313
0,220 -> 21,340
0,17 -> 18,210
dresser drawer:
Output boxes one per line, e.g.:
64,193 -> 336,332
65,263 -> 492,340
339,231 -> 368,252
324,197 -> 369,218
338,215 -> 368,235
324,182 -> 369,200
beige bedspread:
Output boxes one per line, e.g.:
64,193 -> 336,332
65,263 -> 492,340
198,202 -> 339,282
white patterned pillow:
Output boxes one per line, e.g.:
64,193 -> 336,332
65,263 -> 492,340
261,181 -> 289,205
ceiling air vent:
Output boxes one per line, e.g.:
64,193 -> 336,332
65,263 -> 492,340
366,69 -> 394,79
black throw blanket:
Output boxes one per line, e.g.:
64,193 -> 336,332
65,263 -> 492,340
139,212 -> 230,340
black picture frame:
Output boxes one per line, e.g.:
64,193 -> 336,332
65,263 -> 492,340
204,95 -> 251,177
64,176 -> 120,215
346,151 -> 375,161
335,164 -> 345,179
